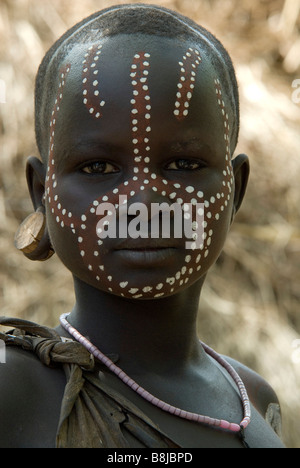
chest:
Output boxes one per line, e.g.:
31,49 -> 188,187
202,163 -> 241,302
96,368 -> 284,448
10,364 -> 284,448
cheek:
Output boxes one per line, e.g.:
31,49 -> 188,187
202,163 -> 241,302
45,162 -> 233,299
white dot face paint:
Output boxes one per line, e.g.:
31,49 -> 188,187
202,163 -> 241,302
45,38 -> 235,300
173,48 -> 201,120
82,44 -> 104,118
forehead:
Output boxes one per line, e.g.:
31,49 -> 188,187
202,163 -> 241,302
66,34 -> 218,102
52,34 -> 231,154
70,33 -> 211,72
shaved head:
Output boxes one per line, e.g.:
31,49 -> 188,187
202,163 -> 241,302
35,3 -> 240,162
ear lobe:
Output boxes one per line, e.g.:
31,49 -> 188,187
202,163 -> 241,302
231,153 -> 250,217
26,156 -> 46,210
15,156 -> 55,261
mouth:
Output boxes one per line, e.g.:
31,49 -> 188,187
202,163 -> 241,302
114,241 -> 178,266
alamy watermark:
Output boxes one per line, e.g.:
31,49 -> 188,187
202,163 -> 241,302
291,79 -> 300,104
291,339 -> 300,364
0,79 -> 6,104
0,340 -> 6,364
95,196 -> 205,250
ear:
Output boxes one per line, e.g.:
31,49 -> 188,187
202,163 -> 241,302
231,153 -> 250,219
26,156 -> 46,210
15,156 -> 55,261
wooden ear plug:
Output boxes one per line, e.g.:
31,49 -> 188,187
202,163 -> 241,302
14,211 -> 45,254
14,211 -> 54,260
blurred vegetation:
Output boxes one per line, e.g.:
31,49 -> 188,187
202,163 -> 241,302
0,0 -> 299,447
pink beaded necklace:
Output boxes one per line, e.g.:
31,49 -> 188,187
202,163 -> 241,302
60,312 -> 251,443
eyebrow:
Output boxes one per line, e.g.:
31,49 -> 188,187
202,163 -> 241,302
55,139 -> 123,170
54,136 -> 214,171
168,138 -> 213,155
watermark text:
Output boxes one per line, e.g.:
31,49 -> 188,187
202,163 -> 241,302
0,79 -> 6,104
0,339 -> 6,363
291,339 -> 300,364
291,79 -> 300,104
95,196 -> 205,250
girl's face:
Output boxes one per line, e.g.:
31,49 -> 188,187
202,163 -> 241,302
44,34 -> 235,299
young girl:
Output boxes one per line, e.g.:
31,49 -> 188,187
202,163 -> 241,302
0,4 -> 284,448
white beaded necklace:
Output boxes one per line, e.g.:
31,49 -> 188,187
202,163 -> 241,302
60,312 -> 251,441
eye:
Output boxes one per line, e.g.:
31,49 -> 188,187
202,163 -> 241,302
166,159 -> 206,171
81,161 -> 119,174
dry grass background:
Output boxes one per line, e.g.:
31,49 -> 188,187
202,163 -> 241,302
0,0 -> 299,448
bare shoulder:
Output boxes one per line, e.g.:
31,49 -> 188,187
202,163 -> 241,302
0,341 -> 64,381
0,344 -> 43,399
224,355 -> 282,437
0,345 -> 65,447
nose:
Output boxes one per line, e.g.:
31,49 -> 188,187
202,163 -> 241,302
116,175 -> 185,242
124,176 -> 176,222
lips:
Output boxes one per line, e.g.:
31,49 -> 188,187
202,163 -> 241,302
115,237 -> 180,250
114,239 -> 179,266
115,247 -> 177,266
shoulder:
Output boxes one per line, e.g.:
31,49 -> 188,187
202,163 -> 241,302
0,339 -> 60,375
0,344 -> 43,390
224,356 -> 282,437
0,345 -> 65,447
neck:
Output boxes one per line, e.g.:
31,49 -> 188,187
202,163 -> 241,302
63,276 -> 206,375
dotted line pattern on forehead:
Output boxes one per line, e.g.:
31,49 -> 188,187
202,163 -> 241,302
82,44 -> 105,118
174,48 -> 201,120
45,47 -> 234,300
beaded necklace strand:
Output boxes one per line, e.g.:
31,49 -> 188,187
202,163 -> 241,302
60,312 -> 251,445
